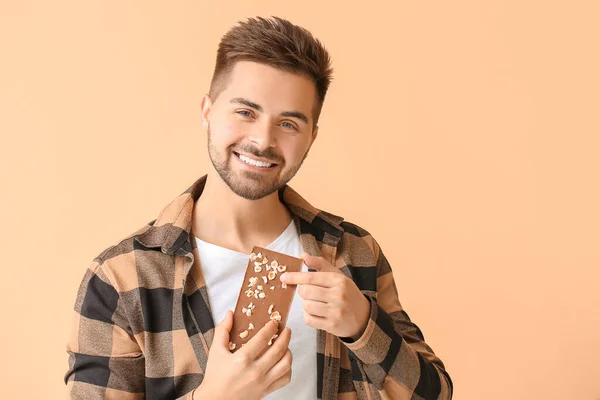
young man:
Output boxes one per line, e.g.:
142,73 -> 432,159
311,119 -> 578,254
65,16 -> 452,400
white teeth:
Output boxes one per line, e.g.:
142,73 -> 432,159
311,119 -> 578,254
238,154 -> 273,168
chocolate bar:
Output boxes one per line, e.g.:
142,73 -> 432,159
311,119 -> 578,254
229,246 -> 303,352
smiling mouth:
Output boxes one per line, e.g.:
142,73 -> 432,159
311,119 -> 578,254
233,151 -> 278,169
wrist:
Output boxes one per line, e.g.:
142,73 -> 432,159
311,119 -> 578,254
352,295 -> 371,340
192,383 -> 209,399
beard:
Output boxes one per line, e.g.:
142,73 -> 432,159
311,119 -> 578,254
207,126 -> 309,200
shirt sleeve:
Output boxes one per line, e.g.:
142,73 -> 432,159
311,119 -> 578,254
64,261 -> 200,399
340,238 -> 454,400
64,261 -> 147,398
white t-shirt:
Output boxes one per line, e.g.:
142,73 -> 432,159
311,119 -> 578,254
195,219 -> 317,399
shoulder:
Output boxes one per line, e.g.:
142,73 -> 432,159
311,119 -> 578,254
88,219 -> 157,292
316,207 -> 380,263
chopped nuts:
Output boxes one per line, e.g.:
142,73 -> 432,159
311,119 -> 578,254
277,265 -> 286,272
270,286 -> 275,290
257,252 -> 262,259
250,252 -> 257,261
258,292 -> 266,299
239,330 -> 249,339
268,271 -> 277,280
270,260 -> 278,269
262,276 -> 268,284
257,285 -> 263,291
229,342 -> 236,350
248,302 -> 255,309
268,334 -> 279,346
245,309 -> 252,317
270,311 -> 282,321
245,289 -> 254,297
248,322 -> 255,330
281,282 -> 288,289
268,304 -> 274,314
242,307 -> 248,314
248,277 -> 258,286
254,266 -> 262,273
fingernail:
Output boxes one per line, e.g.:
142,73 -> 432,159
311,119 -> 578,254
280,273 -> 287,282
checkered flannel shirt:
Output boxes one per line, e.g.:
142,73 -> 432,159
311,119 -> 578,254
65,175 -> 453,399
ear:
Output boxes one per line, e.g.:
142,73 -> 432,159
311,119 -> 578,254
309,125 -> 319,147
200,94 -> 213,129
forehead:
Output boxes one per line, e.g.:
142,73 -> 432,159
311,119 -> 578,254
220,61 -> 317,114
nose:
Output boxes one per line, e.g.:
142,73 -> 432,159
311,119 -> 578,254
248,121 -> 276,150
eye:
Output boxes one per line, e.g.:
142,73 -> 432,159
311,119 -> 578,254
236,110 -> 254,118
281,121 -> 298,131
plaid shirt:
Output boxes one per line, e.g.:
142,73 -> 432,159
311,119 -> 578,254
65,175 -> 453,399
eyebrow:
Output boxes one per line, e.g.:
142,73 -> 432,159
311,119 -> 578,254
230,97 -> 309,125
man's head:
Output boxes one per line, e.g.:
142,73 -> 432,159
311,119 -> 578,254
201,16 -> 333,200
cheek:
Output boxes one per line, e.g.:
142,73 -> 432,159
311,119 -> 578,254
212,121 -> 245,148
278,138 -> 311,165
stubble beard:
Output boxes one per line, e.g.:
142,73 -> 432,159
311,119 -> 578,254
206,127 -> 308,200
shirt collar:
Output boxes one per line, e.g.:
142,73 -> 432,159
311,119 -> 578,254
134,174 -> 344,255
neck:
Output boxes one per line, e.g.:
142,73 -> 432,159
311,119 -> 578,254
192,171 -> 293,254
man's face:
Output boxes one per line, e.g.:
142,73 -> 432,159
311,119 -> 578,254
202,61 -> 319,200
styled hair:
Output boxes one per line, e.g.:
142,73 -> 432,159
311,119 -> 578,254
209,16 -> 333,128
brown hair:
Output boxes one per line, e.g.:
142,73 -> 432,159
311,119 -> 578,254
209,16 -> 333,128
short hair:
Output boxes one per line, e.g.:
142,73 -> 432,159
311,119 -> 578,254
209,16 -> 333,128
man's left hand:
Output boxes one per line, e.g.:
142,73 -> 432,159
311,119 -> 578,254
280,253 -> 371,340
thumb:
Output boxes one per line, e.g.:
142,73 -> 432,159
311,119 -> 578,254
214,310 -> 233,348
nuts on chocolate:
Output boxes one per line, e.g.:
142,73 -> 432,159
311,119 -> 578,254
270,311 -> 282,321
268,334 -> 279,346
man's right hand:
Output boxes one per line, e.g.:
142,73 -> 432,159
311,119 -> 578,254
193,310 -> 293,399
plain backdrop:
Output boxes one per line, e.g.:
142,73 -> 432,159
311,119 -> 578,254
1,1 -> 599,399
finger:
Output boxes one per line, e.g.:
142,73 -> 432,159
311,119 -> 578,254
214,310 -> 233,348
255,326 -> 291,372
264,348 -> 292,386
303,300 -> 329,317
298,284 -> 331,303
280,271 -> 337,287
303,311 -> 328,331
263,369 -> 292,396
242,319 -> 280,360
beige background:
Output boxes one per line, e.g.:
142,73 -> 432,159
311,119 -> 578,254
1,1 -> 599,399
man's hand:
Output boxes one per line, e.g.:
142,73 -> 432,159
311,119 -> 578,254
280,253 -> 371,339
193,311 -> 293,400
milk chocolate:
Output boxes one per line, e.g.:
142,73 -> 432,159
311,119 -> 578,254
229,246 -> 303,352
